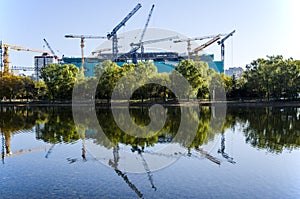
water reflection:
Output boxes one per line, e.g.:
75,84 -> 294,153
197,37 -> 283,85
0,106 -> 47,161
1,106 -> 300,159
36,107 -> 79,144
226,106 -> 300,153
1,105 -> 299,198
109,145 -> 145,198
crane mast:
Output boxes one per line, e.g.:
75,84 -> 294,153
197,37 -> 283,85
108,146 -> 144,198
107,3 -> 142,60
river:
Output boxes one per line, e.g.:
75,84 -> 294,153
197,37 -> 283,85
0,105 -> 299,198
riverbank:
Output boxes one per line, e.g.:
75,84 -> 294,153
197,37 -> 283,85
0,100 -> 299,107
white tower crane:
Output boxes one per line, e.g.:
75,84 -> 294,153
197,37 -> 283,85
64,34 -> 106,73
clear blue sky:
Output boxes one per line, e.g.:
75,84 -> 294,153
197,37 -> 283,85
1,0 -> 299,71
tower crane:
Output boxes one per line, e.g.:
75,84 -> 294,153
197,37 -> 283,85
91,46 -> 122,56
192,34 -> 222,61
217,30 -> 236,66
129,36 -> 179,55
143,147 -> 221,165
131,146 -> 157,191
64,34 -> 106,73
43,38 -> 58,59
0,42 -> 49,75
217,133 -> 236,164
129,4 -> 155,63
108,145 -> 144,198
107,3 -> 142,61
173,34 -> 226,59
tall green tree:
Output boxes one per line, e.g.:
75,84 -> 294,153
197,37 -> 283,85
95,60 -> 123,101
40,63 -> 79,100
0,74 -> 24,101
242,55 -> 300,100
174,60 -> 211,99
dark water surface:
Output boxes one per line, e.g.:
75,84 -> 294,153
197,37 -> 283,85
0,105 -> 299,198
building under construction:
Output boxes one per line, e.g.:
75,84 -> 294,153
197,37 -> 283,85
62,4 -> 233,77
62,27 -> 229,77
62,53 -> 224,77
1,3 -> 234,78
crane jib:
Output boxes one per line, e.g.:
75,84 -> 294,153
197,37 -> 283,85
107,3 -> 142,39
139,4 -> 155,44
218,30 -> 236,45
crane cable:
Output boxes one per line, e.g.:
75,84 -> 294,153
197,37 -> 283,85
231,35 -> 234,68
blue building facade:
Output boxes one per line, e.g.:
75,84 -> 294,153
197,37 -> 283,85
62,54 -> 224,77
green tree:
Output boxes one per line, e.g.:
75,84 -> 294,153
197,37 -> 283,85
221,73 -> 233,98
173,60 -> 210,100
34,81 -> 48,100
175,60 -> 202,95
21,76 -> 35,101
40,63 -> 79,100
241,55 -> 300,100
0,74 -> 23,101
95,60 -> 123,101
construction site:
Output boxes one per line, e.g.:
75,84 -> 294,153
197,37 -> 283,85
0,3 -> 235,78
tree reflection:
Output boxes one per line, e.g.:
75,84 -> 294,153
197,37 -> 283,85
0,106 -> 47,157
1,105 -> 299,160
90,106 -> 221,150
227,106 -> 300,153
36,107 -> 79,144
0,105 -> 222,156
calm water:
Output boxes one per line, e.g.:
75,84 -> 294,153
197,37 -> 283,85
0,105 -> 300,198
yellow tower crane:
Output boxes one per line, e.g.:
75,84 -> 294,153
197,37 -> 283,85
173,34 -> 226,59
0,42 -> 48,75
192,34 -> 222,61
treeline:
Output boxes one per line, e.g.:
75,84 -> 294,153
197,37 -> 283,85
0,74 -> 52,101
239,55 -> 300,100
0,64 -> 78,101
0,55 -> 299,102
